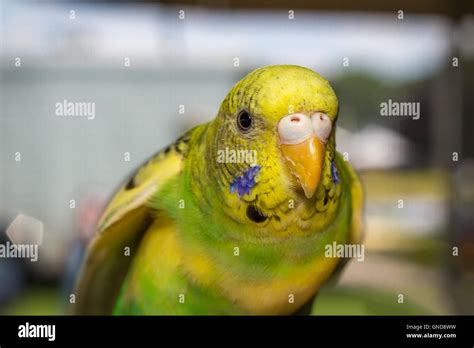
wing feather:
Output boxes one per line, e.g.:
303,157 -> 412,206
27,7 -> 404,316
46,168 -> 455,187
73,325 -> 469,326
73,133 -> 190,315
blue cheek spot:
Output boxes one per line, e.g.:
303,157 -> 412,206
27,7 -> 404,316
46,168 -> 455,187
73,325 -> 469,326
331,161 -> 339,185
230,165 -> 261,198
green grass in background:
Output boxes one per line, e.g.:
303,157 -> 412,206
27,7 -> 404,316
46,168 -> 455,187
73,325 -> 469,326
312,286 -> 433,315
1,286 -> 63,315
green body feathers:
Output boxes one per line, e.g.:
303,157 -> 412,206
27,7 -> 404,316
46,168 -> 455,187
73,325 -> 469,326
73,65 -> 364,315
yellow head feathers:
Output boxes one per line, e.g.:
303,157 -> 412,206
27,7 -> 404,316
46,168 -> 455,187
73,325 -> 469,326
194,65 -> 341,232
221,65 -> 338,125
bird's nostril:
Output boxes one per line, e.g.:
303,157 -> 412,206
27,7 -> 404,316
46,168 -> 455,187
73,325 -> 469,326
278,114 -> 313,144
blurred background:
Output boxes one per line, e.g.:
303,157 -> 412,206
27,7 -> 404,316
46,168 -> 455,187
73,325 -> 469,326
0,0 -> 473,315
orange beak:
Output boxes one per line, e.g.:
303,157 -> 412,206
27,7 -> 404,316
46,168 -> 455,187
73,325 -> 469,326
280,136 -> 326,199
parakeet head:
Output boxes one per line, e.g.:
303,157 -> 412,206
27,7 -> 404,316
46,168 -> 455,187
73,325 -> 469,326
204,65 -> 340,231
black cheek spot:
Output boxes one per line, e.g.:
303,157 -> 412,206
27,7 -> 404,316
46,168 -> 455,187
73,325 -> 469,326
274,215 -> 281,222
246,205 -> 267,223
324,194 -> 329,205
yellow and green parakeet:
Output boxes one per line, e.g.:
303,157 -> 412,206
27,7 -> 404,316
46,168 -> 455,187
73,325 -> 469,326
73,65 -> 364,315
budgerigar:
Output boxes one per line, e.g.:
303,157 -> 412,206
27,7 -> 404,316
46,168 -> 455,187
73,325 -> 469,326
73,65 -> 364,315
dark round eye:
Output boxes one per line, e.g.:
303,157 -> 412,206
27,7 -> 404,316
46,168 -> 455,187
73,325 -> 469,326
237,110 -> 252,131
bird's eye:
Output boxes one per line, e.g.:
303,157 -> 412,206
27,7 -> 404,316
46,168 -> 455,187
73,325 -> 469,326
237,110 -> 252,131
